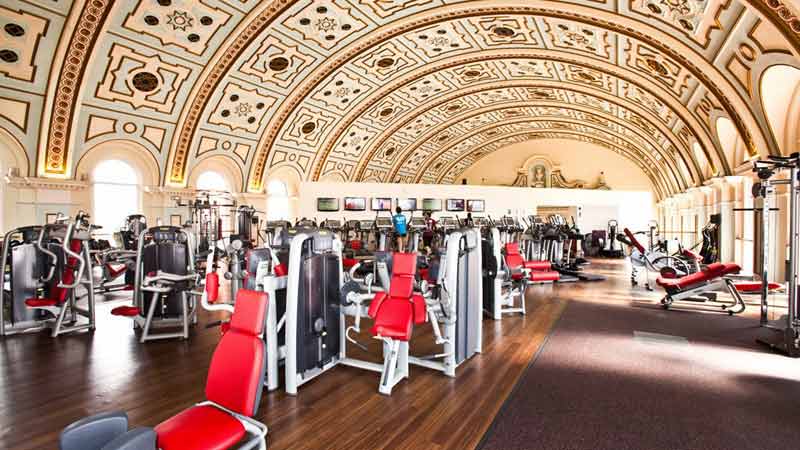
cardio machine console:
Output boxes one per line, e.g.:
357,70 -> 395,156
408,218 -> 426,229
375,217 -> 393,229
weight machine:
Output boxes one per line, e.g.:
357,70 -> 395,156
110,226 -> 200,342
751,153 -> 800,356
1,212 -> 97,337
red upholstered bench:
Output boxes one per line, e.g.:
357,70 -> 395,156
656,263 -> 740,292
656,262 -> 745,315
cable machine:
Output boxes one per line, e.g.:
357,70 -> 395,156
752,153 -> 799,356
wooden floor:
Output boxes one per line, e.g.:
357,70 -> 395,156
0,261 -> 622,450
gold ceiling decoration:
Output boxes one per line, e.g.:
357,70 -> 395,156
0,0 -> 798,200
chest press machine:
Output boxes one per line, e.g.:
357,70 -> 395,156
2,213 -> 97,337
111,226 -> 200,343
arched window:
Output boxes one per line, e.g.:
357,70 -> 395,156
266,179 -> 289,220
716,117 -> 747,167
760,65 -> 800,155
93,160 -> 140,239
195,170 -> 233,235
692,142 -> 709,178
196,171 -> 229,192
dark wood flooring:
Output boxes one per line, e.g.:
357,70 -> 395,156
2,259 -> 655,450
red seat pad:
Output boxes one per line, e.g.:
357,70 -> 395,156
623,228 -> 646,253
25,298 -> 58,307
110,306 -> 140,317
524,260 -> 551,271
734,281 -> 782,292
343,258 -> 358,269
530,271 -> 560,282
656,263 -> 741,290
349,240 -> 362,250
155,405 -> 245,450
370,298 -> 414,341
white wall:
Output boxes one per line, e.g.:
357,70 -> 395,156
458,139 -> 653,190
298,181 -> 655,232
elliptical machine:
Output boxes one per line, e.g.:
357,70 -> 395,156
600,220 -> 624,258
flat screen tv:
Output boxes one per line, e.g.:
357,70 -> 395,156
397,198 -> 417,211
371,197 -> 392,211
317,197 -> 339,212
467,199 -> 485,212
421,198 -> 442,211
446,199 -> 465,211
344,197 -> 366,211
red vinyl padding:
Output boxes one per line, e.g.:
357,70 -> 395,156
155,405 -> 245,450
371,300 -> 414,341
623,228 -> 646,253
681,248 -> 702,262
349,240 -> 362,250
343,258 -> 358,269
524,260 -> 552,271
734,281 -> 782,293
369,252 -> 424,341
110,306 -> 140,317
274,263 -> 288,277
206,272 -> 220,303
656,263 -> 741,290
530,271 -> 561,282
105,263 -> 126,279
25,298 -> 58,307
504,242 -> 559,282
204,290 -> 266,416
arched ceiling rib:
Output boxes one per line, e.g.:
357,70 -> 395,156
2,0 -> 799,196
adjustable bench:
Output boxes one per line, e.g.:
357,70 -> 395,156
656,262 -> 745,315
60,289 -> 269,450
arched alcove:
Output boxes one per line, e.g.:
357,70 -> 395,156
760,65 -> 800,155
715,117 -> 747,169
92,159 -> 141,237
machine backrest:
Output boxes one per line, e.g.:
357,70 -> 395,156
623,228 -> 646,253
389,253 -> 416,298
503,242 -> 524,269
205,289 -> 267,417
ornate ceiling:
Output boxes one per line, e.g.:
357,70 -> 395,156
1,0 -> 798,200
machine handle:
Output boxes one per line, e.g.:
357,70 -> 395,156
58,223 -> 85,289
35,225 -> 58,282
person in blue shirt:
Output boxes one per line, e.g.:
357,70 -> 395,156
392,206 -> 408,252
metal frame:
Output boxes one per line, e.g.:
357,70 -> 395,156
753,154 -> 800,356
121,227 -> 198,343
660,277 -> 746,315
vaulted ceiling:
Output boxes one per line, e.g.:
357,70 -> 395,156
1,0 -> 799,200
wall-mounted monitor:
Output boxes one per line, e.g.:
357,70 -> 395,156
371,197 -> 392,211
467,199 -> 485,212
317,197 -> 340,212
446,199 -> 465,211
421,198 -> 442,211
397,198 -> 417,211
344,197 -> 366,211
